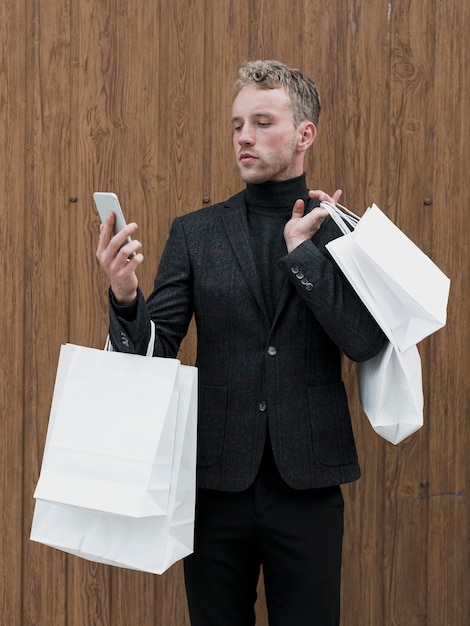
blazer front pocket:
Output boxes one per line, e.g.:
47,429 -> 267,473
197,385 -> 227,468
307,382 -> 358,467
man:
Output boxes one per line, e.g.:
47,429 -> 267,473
96,60 -> 386,626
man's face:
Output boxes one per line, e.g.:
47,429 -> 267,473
232,85 -> 305,184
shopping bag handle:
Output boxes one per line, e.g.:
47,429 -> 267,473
320,201 -> 360,235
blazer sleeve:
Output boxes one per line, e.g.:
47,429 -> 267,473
278,217 -> 387,362
108,216 -> 194,357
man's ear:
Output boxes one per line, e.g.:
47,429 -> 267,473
297,121 -> 317,152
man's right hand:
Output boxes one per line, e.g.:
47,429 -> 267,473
96,211 -> 144,305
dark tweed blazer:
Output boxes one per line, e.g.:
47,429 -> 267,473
109,190 -> 386,492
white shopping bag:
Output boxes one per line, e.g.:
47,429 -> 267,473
357,342 -> 423,445
322,201 -> 450,444
325,203 -> 450,352
30,344 -> 198,574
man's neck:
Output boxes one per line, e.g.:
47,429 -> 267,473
245,173 -> 309,208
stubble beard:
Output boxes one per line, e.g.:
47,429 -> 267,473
237,153 -> 294,185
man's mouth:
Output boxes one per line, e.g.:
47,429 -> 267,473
239,153 -> 257,163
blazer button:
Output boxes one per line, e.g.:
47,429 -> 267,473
258,401 -> 267,412
291,265 -> 300,274
267,346 -> 277,356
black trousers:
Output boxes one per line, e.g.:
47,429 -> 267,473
184,445 -> 344,626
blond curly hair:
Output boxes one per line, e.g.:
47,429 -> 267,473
234,60 -> 321,127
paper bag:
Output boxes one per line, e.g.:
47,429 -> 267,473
321,201 -> 446,444
30,344 -> 198,574
357,341 -> 423,444
325,204 -> 450,351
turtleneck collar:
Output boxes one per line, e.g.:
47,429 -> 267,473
245,173 -> 309,209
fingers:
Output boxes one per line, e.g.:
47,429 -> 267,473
291,198 -> 306,218
285,199 -> 330,253
96,212 -> 140,264
332,188 -> 342,204
307,206 -> 329,231
96,214 -> 142,271
94,212 -> 143,305
101,233 -> 143,273
113,240 -> 143,268
308,188 -> 342,205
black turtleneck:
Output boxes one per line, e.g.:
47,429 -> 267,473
245,173 -> 310,319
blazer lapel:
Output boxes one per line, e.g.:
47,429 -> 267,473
221,195 -> 271,322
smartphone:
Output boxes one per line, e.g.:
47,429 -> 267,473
93,192 -> 134,252
93,192 -> 129,234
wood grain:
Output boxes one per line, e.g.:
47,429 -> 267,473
0,0 -> 27,623
0,0 -> 468,624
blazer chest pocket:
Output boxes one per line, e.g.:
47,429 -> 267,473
197,385 -> 227,468
307,382 -> 358,467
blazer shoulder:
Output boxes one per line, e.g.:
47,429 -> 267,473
174,190 -> 246,226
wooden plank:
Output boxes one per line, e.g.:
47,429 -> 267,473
68,1 -> 154,624
153,0 -> 206,621
70,0 -> 205,623
425,1 -> 470,624
22,0 -> 73,623
338,2 -> 393,623
246,0 -> 305,65
382,1 -> 436,623
201,0 -> 251,205
301,0 -> 350,194
340,370 -> 388,626
0,0 -> 466,624
0,1 -> 27,624
163,0 -> 206,371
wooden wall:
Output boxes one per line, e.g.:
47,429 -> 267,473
1,0 -> 468,624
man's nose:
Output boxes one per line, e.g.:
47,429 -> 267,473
238,127 -> 254,145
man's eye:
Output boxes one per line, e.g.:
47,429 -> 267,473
258,122 -> 270,128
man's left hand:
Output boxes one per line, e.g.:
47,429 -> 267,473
284,188 -> 342,253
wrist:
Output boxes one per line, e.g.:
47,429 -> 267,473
110,286 -> 138,307
286,237 -> 306,254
